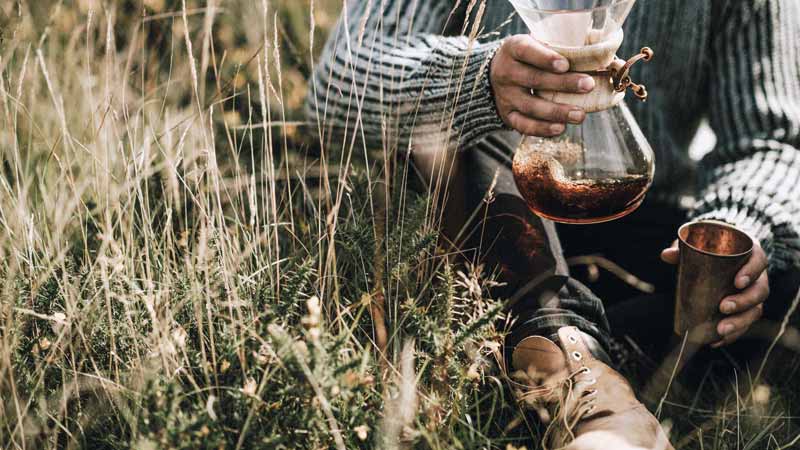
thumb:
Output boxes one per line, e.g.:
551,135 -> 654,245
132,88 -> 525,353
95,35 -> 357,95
660,240 -> 679,265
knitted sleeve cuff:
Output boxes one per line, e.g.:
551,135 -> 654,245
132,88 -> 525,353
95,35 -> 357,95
452,40 -> 507,146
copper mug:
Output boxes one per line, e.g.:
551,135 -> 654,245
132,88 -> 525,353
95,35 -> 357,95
674,221 -> 754,344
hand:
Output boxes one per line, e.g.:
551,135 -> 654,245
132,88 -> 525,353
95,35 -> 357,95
490,34 -> 595,137
661,237 -> 769,347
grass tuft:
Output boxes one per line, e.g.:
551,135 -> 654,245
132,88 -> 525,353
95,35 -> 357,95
0,1 -> 798,449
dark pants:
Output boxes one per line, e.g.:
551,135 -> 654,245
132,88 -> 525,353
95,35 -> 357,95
452,132 -> 800,364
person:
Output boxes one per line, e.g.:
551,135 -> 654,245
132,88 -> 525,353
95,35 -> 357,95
306,1 -> 800,448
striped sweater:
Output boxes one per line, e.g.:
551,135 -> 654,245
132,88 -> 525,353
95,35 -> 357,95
306,0 -> 800,272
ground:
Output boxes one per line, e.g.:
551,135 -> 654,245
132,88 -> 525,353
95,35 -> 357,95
0,1 -> 798,449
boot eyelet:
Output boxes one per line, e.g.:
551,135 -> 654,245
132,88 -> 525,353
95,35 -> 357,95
572,351 -> 583,361
568,335 -> 578,344
581,367 -> 591,375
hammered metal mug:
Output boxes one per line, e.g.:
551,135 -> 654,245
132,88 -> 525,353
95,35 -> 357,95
674,221 -> 754,344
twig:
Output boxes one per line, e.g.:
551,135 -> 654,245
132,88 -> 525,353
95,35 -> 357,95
754,287 -> 800,383
566,255 -> 656,293
369,291 -> 390,375
296,354 -> 348,450
657,333 -> 687,418
370,155 -> 391,376
642,332 -> 700,418
379,341 -> 418,450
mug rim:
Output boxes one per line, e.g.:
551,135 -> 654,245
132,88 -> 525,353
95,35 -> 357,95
678,220 -> 754,258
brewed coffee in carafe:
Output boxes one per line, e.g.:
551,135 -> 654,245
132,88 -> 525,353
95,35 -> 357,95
509,0 -> 655,224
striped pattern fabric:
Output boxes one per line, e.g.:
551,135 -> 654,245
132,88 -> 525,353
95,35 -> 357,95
306,0 -> 800,272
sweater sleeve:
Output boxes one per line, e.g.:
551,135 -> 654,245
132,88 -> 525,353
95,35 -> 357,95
691,0 -> 800,272
305,0 -> 505,151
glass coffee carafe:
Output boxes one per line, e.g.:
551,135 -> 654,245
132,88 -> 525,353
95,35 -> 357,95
508,0 -> 655,224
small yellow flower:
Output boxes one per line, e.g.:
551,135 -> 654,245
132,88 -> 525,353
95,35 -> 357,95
342,370 -> 360,387
253,343 -> 271,365
242,378 -> 257,397
307,296 -> 322,316
302,296 -> 322,331
466,362 -> 481,381
50,312 -> 67,334
753,384 -> 771,406
354,425 -> 369,441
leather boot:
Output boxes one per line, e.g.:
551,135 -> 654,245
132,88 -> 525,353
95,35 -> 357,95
509,326 -> 674,450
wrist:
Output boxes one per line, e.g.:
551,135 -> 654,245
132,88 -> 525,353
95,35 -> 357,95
483,42 -> 510,131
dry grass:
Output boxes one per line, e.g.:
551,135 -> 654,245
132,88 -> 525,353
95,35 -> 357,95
0,1 -> 799,449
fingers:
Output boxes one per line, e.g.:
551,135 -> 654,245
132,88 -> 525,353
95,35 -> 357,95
660,240 -> 679,265
735,243 -> 768,289
712,302 -> 764,348
506,111 -> 565,137
506,34 -> 570,72
490,34 -> 598,137
511,89 -> 586,124
504,60 -> 595,94
712,244 -> 769,348
720,272 -> 769,314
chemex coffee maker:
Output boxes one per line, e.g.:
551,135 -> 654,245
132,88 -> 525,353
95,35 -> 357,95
509,0 -> 655,224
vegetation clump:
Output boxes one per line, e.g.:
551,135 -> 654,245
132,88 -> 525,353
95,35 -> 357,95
0,1 -> 798,449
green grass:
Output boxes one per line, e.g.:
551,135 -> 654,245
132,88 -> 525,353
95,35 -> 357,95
0,1 -> 799,449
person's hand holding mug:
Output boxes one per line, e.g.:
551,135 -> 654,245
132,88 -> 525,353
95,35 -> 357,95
490,35 -> 595,137
661,235 -> 769,347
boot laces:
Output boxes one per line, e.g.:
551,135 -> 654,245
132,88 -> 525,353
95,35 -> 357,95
557,365 -> 600,441
510,363 -> 600,450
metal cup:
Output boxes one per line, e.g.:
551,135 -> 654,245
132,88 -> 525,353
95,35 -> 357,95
674,221 -> 754,344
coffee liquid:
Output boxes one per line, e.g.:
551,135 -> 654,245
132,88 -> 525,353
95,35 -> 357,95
513,141 -> 650,224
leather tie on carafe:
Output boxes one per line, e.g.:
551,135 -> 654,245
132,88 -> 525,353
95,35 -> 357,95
584,47 -> 654,101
